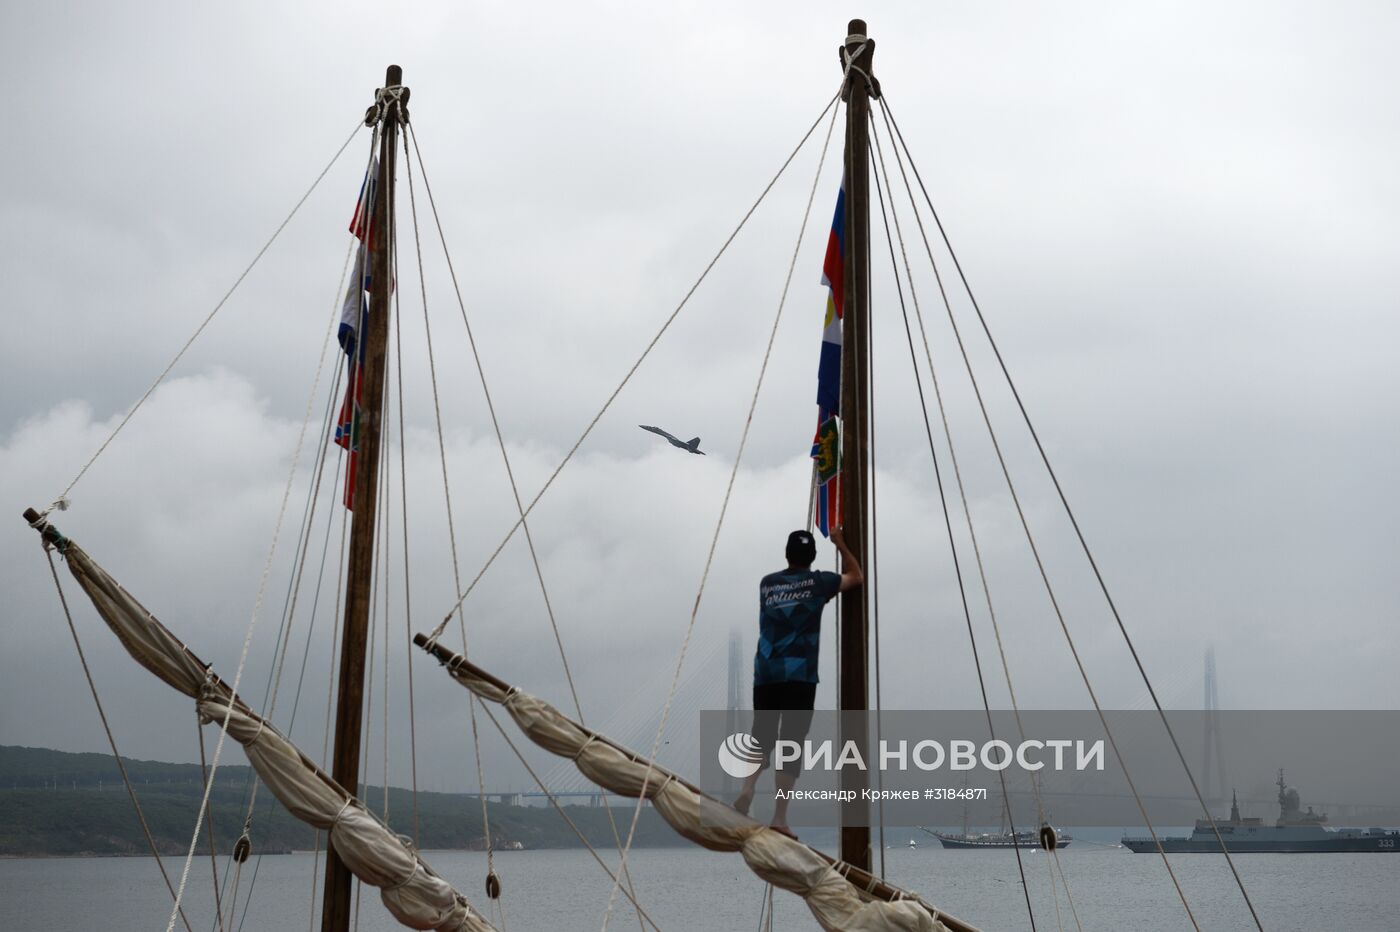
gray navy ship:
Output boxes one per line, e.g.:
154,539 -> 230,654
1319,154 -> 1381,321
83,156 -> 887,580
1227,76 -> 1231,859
1123,770 -> 1400,853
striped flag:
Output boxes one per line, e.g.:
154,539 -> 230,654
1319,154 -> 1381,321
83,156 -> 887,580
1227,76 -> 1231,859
335,160 -> 378,510
810,178 -> 845,537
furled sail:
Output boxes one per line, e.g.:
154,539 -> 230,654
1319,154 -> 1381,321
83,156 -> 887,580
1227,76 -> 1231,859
27,514 -> 496,932
415,636 -> 975,932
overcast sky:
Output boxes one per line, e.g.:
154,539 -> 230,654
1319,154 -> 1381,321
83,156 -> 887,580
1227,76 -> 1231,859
2,1 -> 1397,798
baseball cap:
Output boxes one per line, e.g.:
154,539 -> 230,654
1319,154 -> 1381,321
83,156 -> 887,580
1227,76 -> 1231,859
785,529 -> 818,566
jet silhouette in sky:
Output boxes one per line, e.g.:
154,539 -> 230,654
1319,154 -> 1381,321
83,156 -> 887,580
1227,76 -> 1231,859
639,425 -> 705,455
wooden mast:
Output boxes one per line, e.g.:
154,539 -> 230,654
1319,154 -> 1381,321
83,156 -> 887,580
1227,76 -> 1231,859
837,20 -> 877,874
321,64 -> 407,932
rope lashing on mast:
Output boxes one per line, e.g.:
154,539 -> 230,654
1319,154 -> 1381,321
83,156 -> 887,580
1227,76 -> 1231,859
366,84 -> 409,128
415,635 -> 978,932
24,516 -> 500,932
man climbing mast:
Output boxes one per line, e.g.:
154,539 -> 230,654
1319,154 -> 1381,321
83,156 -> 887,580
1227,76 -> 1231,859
734,527 -> 863,838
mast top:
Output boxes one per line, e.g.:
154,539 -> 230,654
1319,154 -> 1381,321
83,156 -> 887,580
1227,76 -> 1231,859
366,65 -> 410,126
839,20 -> 880,99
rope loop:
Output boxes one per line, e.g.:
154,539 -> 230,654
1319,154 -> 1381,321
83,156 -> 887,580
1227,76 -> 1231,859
331,797 -> 357,830
571,735 -> 597,763
382,857 -> 420,892
651,773 -> 677,800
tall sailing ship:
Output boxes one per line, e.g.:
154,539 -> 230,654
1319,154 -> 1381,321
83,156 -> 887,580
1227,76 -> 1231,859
17,18 -> 1277,932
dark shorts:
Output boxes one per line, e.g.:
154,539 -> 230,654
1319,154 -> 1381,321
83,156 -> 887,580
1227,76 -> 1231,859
752,681 -> 817,774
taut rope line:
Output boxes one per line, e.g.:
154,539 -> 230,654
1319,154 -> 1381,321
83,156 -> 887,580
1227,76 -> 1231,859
882,91 -> 1265,932
40,550 -> 197,932
59,122 -> 364,502
877,95 -> 1212,929
426,91 -> 842,640
866,107 -> 1039,932
397,126 -> 499,885
600,91 -> 843,931
406,118 -> 647,927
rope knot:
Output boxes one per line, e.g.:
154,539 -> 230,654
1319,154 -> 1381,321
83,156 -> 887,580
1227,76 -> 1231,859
365,84 -> 410,126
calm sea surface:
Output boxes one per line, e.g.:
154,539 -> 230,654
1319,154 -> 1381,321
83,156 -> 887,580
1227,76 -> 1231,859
2,839 -> 1397,930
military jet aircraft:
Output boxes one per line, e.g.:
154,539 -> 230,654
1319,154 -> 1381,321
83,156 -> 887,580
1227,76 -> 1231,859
639,425 -> 705,455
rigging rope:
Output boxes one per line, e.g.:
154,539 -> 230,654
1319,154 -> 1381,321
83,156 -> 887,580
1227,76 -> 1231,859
869,101 -> 1091,931
424,90 -> 842,639
59,122 -> 364,502
600,91 -> 843,932
227,139 -> 372,931
40,551 -> 197,932
233,216 -> 363,915
865,106 -> 1039,932
196,722 -> 228,932
159,121 -> 371,930
875,95 -> 1221,930
405,119 -> 646,928
866,145 -> 886,880
397,127 -> 498,884
391,234 -> 423,847
879,91 -> 1264,932
475,702 -> 664,931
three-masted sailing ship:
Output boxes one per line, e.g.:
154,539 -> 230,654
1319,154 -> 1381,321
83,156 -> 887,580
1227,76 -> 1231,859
20,17 -> 1265,932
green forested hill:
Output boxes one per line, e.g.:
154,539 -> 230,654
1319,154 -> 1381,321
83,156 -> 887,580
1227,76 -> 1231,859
0,745 -> 679,856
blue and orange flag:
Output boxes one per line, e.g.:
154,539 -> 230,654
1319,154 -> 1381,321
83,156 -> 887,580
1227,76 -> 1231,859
810,178 -> 845,537
335,160 -> 378,509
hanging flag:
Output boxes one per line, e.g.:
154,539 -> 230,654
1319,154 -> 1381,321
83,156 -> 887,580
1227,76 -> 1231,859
811,178 -> 845,537
335,159 -> 378,510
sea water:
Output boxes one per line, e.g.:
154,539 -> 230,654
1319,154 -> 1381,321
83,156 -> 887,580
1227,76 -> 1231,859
1,841 -> 1397,930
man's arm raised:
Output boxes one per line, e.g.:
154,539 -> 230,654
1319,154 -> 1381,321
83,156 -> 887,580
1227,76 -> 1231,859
829,527 -> 864,592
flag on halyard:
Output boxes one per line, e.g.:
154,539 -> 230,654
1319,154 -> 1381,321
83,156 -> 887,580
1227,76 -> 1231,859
335,159 -> 378,509
811,178 -> 845,537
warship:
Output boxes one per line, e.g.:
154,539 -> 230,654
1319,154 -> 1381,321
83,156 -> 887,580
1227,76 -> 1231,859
931,829 -> 1073,851
1123,771 -> 1400,853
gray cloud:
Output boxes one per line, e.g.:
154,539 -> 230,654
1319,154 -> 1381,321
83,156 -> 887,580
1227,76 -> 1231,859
3,1 -> 1397,800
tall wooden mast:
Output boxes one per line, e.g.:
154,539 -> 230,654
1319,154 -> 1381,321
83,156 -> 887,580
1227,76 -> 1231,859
321,64 -> 407,932
837,20 -> 877,873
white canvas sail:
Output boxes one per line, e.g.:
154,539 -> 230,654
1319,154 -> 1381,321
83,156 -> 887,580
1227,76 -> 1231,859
43,525 -> 496,932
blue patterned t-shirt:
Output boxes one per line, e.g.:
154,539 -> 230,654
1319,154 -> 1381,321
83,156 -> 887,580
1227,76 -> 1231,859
753,568 -> 842,685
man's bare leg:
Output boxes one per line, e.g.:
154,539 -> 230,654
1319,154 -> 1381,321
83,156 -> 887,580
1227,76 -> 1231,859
770,769 -> 799,838
733,766 -> 765,816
